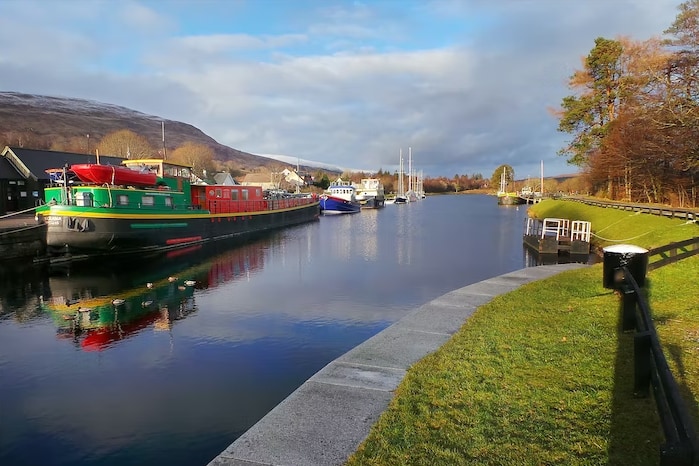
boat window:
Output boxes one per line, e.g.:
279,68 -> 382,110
141,195 -> 155,206
75,191 -> 93,207
117,194 -> 129,206
215,188 -> 222,198
231,190 -> 238,201
242,189 -> 249,200
256,188 -> 261,197
164,196 -> 172,207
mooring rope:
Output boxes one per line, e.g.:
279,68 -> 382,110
592,219 -> 696,243
0,205 -> 40,219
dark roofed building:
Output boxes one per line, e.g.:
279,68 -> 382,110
0,146 -> 125,215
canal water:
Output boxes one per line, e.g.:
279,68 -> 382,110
1,194 -> 557,466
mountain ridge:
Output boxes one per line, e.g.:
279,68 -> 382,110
0,91 -> 300,173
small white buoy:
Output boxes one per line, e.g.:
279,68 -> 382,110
142,300 -> 154,307
168,276 -> 177,282
146,282 -> 154,289
77,307 -> 92,313
184,280 -> 196,287
112,298 -> 125,306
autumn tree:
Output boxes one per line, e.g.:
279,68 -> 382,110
168,142 -> 215,179
557,34 -> 680,202
49,135 -> 93,154
218,160 -> 245,179
490,164 -> 514,190
663,0 -> 699,205
97,130 -> 153,159
557,37 -> 626,167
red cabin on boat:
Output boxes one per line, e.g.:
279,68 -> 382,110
190,184 -> 267,213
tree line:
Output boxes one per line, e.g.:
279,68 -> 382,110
0,128 -> 225,180
1,124 -> 586,194
556,0 -> 699,207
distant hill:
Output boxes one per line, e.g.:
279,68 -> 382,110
0,91 -> 312,174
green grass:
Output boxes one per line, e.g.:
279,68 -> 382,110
529,199 -> 697,250
346,200 -> 699,466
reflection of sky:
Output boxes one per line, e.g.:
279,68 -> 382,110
0,195 -> 534,466
0,308 -> 384,465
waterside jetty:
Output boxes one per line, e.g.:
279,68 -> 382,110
523,217 -> 591,255
208,263 -> 587,466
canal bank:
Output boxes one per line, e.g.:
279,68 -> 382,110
0,212 -> 46,260
208,262 -> 587,466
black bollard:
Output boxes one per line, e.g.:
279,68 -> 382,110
602,244 -> 649,289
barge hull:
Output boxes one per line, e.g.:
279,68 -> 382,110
43,204 -> 319,256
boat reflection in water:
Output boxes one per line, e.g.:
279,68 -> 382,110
41,239 -> 265,351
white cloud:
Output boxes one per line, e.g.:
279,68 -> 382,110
119,2 -> 168,32
171,33 -> 307,55
0,0 -> 683,178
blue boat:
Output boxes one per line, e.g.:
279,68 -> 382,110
319,180 -> 360,214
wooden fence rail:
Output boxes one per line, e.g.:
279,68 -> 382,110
647,237 -> 699,271
566,197 -> 698,221
616,267 -> 699,465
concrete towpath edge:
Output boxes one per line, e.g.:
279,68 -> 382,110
208,262 -> 588,466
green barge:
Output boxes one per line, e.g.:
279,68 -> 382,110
36,158 -> 320,258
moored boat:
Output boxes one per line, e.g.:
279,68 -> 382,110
354,178 -> 385,209
496,166 -> 525,206
392,148 -> 408,205
319,179 -> 360,214
497,192 -> 525,205
36,158 -> 320,259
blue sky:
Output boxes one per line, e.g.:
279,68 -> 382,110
0,0 -> 682,178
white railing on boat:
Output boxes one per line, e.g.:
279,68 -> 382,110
525,217 -> 591,242
570,220 -> 591,242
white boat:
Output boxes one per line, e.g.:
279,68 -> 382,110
354,178 -> 385,208
319,179 -> 361,214
393,148 -> 408,204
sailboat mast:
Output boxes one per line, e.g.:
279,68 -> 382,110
408,147 -> 412,192
399,148 -> 404,195
540,160 -> 544,195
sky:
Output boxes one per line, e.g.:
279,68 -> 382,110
0,0 -> 683,178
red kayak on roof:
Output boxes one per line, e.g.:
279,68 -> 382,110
70,163 -> 158,187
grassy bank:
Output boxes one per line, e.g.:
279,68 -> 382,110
347,199 -> 699,465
